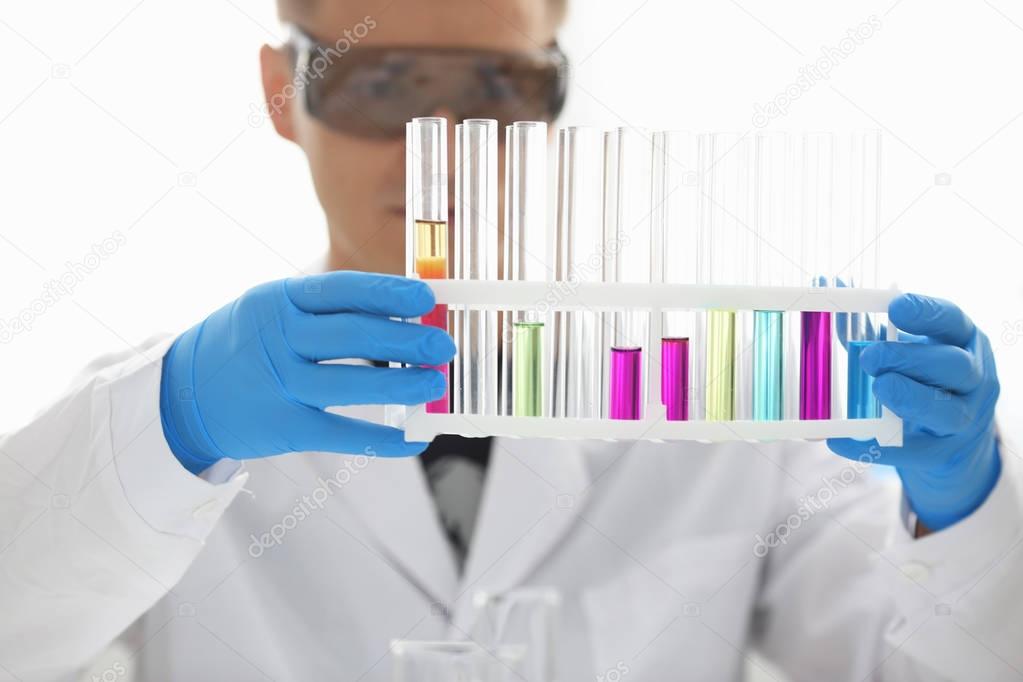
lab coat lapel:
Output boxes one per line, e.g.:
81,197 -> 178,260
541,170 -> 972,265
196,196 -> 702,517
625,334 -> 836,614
455,438 -> 599,622
337,453 -> 460,606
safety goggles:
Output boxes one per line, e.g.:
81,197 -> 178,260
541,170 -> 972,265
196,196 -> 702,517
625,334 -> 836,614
286,25 -> 569,139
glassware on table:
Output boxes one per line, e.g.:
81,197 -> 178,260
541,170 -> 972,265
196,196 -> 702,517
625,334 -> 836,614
470,587 -> 561,682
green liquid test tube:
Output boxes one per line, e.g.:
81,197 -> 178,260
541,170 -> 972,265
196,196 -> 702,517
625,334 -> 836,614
513,322 -> 544,417
705,310 -> 735,421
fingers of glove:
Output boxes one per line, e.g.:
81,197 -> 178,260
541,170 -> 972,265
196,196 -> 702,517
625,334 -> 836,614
284,311 -> 456,365
889,294 -> 976,348
284,271 -> 435,318
281,363 -> 446,408
859,342 -> 982,393
828,431 -> 961,470
285,406 -> 429,457
872,372 -> 974,435
826,437 -> 883,463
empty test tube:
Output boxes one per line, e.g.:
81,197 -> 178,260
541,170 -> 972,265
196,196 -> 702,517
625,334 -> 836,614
454,119 -> 499,416
553,126 -> 604,419
407,117 -> 450,414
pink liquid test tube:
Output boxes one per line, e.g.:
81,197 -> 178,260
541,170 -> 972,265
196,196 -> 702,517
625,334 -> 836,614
800,311 -> 832,420
661,338 -> 690,421
609,347 -> 643,420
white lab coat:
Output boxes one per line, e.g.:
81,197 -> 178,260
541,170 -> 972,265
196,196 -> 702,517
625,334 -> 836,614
2,334 -> 1023,682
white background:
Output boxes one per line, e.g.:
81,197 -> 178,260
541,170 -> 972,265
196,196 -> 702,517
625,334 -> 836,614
1,1 -> 1021,679
2,0 -> 1021,433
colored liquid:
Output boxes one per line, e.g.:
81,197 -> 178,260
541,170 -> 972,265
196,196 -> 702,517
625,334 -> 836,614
848,340 -> 880,419
705,310 -> 735,421
661,338 -> 689,421
800,311 -> 832,420
415,219 -> 449,414
415,255 -> 447,279
752,311 -> 783,421
513,322 -> 544,417
610,347 -> 642,420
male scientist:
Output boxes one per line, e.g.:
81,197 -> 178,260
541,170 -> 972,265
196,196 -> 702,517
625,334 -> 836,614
2,0 -> 1021,680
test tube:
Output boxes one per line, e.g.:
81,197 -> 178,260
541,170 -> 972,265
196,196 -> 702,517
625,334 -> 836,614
503,122 -> 549,417
406,117 -> 449,414
513,322 -> 544,416
651,131 -> 701,421
700,133 -> 751,422
603,128 -> 652,420
454,119 -> 500,416
799,133 -> 835,420
751,133 -> 798,421
552,126 -> 604,418
839,131 -> 882,419
609,347 -> 643,419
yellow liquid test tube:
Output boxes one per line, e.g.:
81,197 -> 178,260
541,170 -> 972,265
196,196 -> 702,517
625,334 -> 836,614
705,310 -> 735,421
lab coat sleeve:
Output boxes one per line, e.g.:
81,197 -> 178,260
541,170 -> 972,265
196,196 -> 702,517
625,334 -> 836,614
0,336 -> 249,680
752,436 -> 1023,681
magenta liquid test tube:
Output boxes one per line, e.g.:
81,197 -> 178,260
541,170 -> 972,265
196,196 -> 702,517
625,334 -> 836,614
800,311 -> 832,419
609,347 -> 642,420
661,338 -> 690,421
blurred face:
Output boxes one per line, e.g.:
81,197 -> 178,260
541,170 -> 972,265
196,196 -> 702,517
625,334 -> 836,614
261,0 -> 562,275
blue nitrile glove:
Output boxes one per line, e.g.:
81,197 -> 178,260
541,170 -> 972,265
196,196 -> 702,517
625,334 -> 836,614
828,293 -> 1001,531
160,271 -> 454,474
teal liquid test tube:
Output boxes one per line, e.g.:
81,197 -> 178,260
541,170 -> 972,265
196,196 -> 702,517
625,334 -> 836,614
847,339 -> 879,418
750,133 -> 797,421
841,131 -> 883,419
752,310 -> 783,420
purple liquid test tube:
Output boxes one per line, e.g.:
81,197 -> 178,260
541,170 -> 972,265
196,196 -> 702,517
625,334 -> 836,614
800,311 -> 832,420
609,347 -> 642,420
661,338 -> 689,421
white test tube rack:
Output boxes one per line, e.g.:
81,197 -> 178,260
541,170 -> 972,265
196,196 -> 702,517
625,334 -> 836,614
394,280 -> 903,446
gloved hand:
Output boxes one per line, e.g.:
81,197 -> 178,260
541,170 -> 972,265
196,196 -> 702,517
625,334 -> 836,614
828,293 -> 1001,531
160,271 -> 454,474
